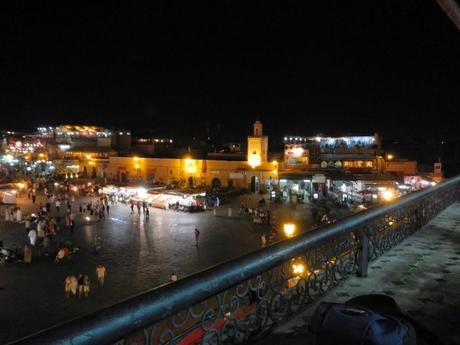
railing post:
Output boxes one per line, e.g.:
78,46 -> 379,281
357,229 -> 369,278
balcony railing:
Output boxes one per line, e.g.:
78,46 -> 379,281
12,176 -> 460,345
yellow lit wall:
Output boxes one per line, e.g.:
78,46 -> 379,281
107,156 -> 277,188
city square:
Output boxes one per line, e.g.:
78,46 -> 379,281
0,188 -> 351,343
0,1 -> 459,344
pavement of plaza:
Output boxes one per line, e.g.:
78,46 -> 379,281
256,202 -> 460,345
0,192 -> 351,344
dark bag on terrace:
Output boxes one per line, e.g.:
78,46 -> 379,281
310,301 -> 417,345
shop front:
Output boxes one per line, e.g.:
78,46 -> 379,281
278,173 -> 326,202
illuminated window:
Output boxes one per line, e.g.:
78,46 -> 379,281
365,161 -> 373,168
343,161 -> 353,168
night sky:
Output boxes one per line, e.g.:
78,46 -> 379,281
0,1 -> 459,141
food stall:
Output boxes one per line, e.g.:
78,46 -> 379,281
101,185 -> 205,212
1,190 -> 17,204
0,184 -> 18,204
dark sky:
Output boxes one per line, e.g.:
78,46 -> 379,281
0,1 -> 459,141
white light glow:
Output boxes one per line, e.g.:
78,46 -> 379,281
292,147 -> 304,156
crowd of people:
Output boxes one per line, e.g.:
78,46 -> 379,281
129,200 -> 150,217
64,264 -> 107,298
2,178 -> 117,259
4,206 -> 23,222
2,174 -> 285,302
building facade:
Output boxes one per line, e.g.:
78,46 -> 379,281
106,156 -> 277,190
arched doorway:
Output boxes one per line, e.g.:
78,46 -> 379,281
211,178 -> 221,189
188,176 -> 195,188
82,166 -> 88,178
91,167 -> 97,178
120,172 -> 128,183
250,176 -> 259,193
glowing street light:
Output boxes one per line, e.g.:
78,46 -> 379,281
292,262 -> 305,276
386,154 -> 394,160
283,223 -> 296,237
184,158 -> 197,173
381,190 -> 395,201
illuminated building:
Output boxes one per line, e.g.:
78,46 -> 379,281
47,122 -> 277,191
107,156 -> 277,190
282,134 -> 383,171
247,121 -> 268,167
278,134 -> 389,203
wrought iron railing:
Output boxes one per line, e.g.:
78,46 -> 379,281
12,176 -> 460,345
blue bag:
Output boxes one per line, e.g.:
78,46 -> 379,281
310,302 -> 417,345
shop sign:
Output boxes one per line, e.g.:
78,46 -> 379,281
312,174 -> 326,183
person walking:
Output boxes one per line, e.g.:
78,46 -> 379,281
16,208 -> 22,222
94,235 -> 102,254
77,274 -> 84,298
37,220 -> 45,247
261,233 -> 267,247
25,218 -> 31,233
96,264 -> 106,287
70,275 -> 78,297
83,275 -> 91,297
106,204 -> 110,215
55,199 -> 61,214
194,228 -> 200,247
64,275 -> 72,298
28,228 -> 37,247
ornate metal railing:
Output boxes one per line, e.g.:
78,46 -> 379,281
13,176 -> 460,345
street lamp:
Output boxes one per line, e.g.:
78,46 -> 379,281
381,190 -> 395,202
283,223 -> 296,237
184,158 -> 197,173
292,260 -> 306,276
